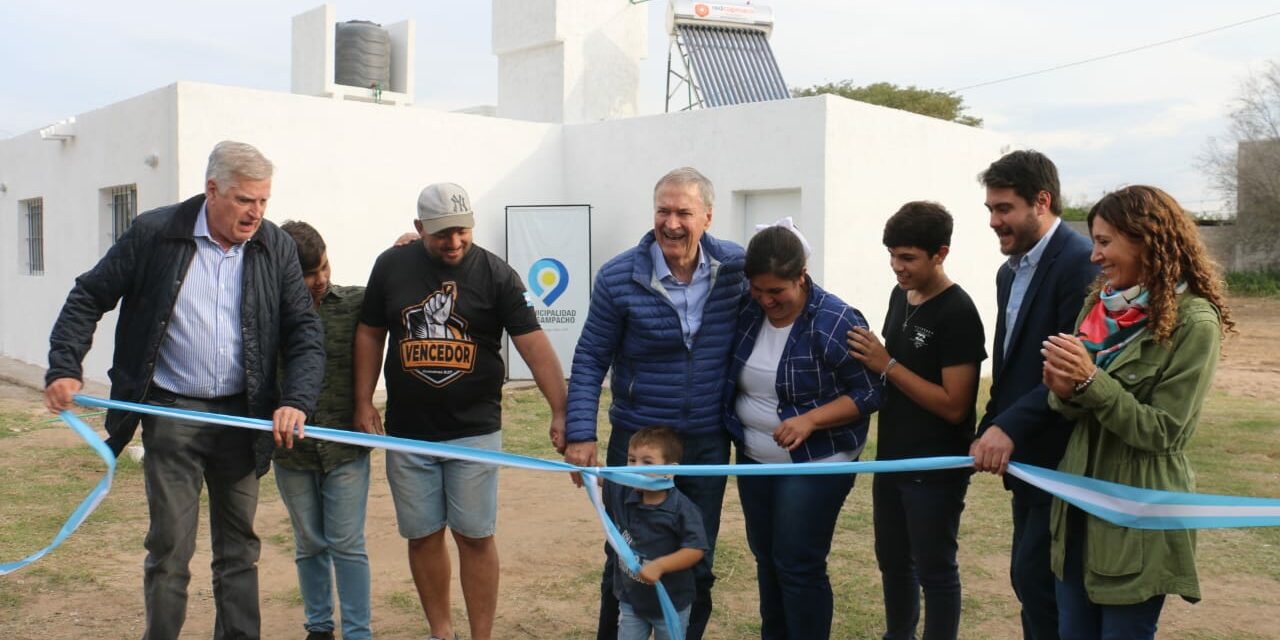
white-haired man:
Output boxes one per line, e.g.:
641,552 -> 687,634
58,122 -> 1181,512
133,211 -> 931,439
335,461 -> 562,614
45,140 -> 325,639
564,167 -> 747,640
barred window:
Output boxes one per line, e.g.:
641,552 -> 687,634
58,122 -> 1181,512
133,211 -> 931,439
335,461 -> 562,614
21,198 -> 44,276
108,184 -> 137,242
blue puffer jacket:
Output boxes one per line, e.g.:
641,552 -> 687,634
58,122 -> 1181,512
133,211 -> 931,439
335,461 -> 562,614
566,231 -> 746,442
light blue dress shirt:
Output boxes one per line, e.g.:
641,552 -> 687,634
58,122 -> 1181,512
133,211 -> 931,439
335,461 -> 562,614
650,240 -> 712,349
152,203 -> 247,398
1003,217 -> 1061,358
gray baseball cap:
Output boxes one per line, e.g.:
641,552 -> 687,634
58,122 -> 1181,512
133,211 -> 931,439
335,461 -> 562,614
417,182 -> 475,234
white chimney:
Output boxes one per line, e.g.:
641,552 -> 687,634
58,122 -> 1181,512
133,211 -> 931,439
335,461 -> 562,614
492,0 -> 647,123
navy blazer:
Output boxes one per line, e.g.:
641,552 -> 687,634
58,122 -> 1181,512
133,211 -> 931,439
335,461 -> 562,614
978,221 -> 1098,499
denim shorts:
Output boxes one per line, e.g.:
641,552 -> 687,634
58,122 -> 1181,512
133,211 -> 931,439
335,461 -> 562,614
385,431 -> 502,540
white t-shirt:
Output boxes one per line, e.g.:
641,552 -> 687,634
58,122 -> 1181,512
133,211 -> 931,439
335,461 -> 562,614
735,322 -> 794,463
734,320 -> 858,464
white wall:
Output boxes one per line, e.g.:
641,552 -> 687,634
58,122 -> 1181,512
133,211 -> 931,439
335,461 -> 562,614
561,97 -> 830,279
560,93 -> 1012,372
172,82 -> 564,310
0,81 -> 1012,384
823,95 -> 1011,360
0,85 -> 179,381
0,82 -> 562,385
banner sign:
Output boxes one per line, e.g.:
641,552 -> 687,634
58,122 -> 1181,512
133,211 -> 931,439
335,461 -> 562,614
505,205 -> 592,379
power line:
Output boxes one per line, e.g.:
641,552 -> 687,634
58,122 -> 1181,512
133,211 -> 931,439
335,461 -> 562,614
951,11 -> 1280,93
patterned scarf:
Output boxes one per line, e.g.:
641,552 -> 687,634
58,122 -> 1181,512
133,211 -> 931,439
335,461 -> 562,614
1077,284 -> 1150,369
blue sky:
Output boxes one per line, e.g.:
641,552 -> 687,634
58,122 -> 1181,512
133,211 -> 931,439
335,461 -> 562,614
2,1 -> 1277,213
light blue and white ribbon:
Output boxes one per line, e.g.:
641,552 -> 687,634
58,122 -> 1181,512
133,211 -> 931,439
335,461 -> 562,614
0,409 -> 115,574
1007,463 -> 1280,530
6,394 -> 1280,640
583,474 -> 685,640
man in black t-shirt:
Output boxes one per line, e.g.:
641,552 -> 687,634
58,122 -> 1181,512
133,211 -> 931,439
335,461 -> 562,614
848,201 -> 987,640
353,182 -> 567,640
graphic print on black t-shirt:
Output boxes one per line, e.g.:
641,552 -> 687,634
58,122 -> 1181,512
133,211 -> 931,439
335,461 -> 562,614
906,324 -> 934,350
878,284 -> 988,460
397,281 -> 477,387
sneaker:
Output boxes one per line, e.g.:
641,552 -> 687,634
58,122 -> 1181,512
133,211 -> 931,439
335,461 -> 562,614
305,632 -> 335,640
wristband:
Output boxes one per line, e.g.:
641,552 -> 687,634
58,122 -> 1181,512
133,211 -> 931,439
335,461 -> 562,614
881,357 -> 898,384
1072,368 -> 1097,396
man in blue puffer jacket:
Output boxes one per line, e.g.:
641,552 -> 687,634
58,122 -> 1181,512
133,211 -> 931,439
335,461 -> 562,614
564,167 -> 746,640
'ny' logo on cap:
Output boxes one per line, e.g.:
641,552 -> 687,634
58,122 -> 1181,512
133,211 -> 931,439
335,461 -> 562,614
451,194 -> 469,213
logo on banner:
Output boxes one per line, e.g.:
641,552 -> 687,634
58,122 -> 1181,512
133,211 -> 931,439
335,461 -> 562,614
398,282 -> 476,387
527,258 -> 569,306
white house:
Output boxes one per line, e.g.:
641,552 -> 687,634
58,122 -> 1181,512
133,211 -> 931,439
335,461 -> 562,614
0,1 -> 1010,384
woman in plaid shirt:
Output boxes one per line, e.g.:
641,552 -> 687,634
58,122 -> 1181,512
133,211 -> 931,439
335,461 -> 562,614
723,222 -> 883,639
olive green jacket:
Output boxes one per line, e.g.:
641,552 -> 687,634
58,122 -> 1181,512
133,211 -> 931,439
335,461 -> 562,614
274,284 -> 369,472
1048,293 -> 1222,605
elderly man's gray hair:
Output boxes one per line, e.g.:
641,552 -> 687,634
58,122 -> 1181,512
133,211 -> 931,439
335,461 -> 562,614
653,167 -> 715,210
206,141 -> 274,193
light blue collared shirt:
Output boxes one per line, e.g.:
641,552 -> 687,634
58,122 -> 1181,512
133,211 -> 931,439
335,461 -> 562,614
152,203 -> 247,398
650,240 -> 712,349
1003,216 -> 1061,358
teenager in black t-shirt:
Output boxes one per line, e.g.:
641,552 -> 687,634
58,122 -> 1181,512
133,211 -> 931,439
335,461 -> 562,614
848,201 -> 986,640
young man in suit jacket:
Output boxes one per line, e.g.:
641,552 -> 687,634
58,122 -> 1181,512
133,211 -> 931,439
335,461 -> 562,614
969,150 -> 1099,640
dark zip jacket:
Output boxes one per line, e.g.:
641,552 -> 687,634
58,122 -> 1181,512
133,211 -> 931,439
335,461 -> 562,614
46,194 -> 325,471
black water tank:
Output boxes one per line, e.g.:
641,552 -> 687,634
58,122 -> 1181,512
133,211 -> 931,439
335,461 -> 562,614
334,20 -> 391,90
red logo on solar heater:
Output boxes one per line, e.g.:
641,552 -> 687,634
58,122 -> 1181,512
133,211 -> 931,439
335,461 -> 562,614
694,4 -> 710,17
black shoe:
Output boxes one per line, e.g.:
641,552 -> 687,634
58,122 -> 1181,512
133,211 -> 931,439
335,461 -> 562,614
305,632 -> 335,640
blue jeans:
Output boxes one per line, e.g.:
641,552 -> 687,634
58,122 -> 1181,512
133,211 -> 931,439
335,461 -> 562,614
275,455 -> 372,640
873,471 -> 969,640
1055,527 -> 1165,640
618,601 -> 691,640
736,452 -> 855,640
598,428 -> 729,640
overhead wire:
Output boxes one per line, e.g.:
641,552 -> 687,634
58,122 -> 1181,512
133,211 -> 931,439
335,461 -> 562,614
951,10 -> 1280,93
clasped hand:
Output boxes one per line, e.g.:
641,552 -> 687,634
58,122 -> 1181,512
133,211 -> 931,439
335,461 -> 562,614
1041,333 -> 1095,399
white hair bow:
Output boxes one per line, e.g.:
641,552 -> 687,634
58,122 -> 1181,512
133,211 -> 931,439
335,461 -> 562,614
753,216 -> 812,258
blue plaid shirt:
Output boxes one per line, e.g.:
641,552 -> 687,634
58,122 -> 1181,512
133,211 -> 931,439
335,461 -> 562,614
723,278 -> 883,462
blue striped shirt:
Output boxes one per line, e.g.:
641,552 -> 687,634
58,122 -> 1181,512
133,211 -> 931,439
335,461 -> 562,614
152,204 -> 246,397
1003,217 -> 1061,358
649,241 -> 711,349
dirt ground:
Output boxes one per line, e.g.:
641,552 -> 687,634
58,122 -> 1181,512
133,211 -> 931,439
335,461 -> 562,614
1,296 -> 1279,639
1205,297 -> 1280,398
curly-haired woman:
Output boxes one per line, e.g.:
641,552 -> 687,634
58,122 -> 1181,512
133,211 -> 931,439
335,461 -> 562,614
1040,185 -> 1234,640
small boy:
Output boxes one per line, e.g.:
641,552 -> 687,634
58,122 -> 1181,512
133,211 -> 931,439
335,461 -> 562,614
604,426 -> 709,640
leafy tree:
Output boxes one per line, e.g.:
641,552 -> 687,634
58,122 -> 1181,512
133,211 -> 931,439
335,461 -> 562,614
793,81 -> 983,127
1061,203 -> 1092,222
1202,61 -> 1280,271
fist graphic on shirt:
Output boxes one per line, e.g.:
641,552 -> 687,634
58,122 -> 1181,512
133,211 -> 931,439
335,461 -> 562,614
416,283 -> 456,340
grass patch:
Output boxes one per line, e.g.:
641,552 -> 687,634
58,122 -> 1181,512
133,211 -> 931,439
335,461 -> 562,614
0,406 -> 52,439
266,531 -> 294,551
385,589 -> 421,614
1226,269 -> 1280,297
268,585 -> 303,606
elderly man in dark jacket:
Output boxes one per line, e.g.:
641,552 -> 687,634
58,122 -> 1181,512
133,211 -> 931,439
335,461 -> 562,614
44,140 -> 325,640
564,167 -> 746,640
